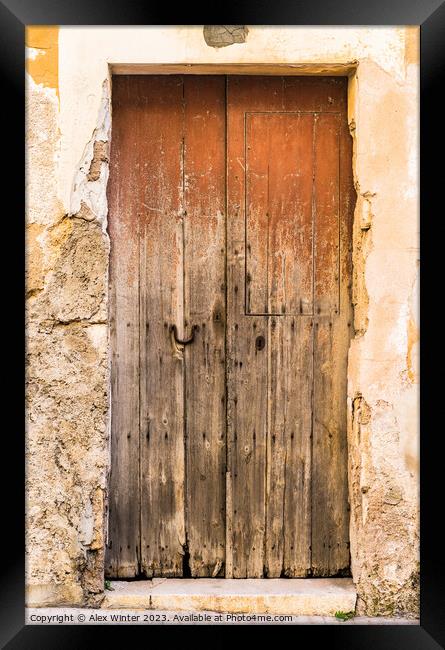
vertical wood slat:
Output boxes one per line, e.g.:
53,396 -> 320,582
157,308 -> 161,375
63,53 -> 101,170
106,76 -> 141,577
243,107 -> 314,576
227,77 -> 284,577
138,76 -> 186,577
263,106 -> 315,573
266,316 -> 313,577
311,109 -> 354,575
183,76 -> 226,576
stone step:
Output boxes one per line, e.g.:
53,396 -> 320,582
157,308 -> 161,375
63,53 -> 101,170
102,578 -> 357,616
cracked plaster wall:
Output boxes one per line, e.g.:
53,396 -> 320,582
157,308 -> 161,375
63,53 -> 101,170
25,26 -> 419,615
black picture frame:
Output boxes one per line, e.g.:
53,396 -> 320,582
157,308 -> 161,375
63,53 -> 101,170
5,0 -> 444,646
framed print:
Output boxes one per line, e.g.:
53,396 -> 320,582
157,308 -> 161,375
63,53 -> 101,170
2,0 -> 442,646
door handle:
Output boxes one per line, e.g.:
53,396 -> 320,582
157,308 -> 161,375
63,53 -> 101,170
169,324 -> 198,346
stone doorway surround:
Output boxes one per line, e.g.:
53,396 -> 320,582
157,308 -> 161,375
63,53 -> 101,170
25,26 -> 419,618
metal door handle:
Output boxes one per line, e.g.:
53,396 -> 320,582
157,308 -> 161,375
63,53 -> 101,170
169,324 -> 198,346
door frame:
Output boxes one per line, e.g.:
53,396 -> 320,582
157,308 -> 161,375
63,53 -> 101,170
105,63 -> 358,581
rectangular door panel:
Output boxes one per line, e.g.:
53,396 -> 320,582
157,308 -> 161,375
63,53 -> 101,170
246,112 -> 314,316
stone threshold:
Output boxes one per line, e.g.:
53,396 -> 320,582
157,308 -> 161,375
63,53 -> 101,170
102,578 -> 357,616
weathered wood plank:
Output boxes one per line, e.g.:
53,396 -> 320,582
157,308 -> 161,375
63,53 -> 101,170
266,315 -> 313,577
183,76 -> 226,577
138,76 -> 186,577
313,112 -> 341,315
260,112 -> 314,577
227,77 -> 283,577
106,76 -> 141,578
280,317 -> 313,576
311,106 -> 352,575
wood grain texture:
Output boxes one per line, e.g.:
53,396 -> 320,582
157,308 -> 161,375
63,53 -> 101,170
137,76 -> 186,577
183,76 -> 226,577
246,113 -> 314,315
106,76 -> 142,578
227,77 -> 282,577
266,316 -> 313,576
311,107 -> 354,576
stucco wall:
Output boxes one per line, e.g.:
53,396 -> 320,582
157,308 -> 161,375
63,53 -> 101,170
25,26 -> 419,616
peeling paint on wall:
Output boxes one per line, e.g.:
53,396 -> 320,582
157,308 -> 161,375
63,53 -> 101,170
25,26 -> 59,96
69,80 -> 111,230
26,70 -> 111,607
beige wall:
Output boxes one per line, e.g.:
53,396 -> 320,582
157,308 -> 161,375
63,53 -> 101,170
25,26 -> 419,615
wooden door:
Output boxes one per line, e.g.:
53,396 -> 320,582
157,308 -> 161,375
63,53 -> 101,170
106,75 -> 354,579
